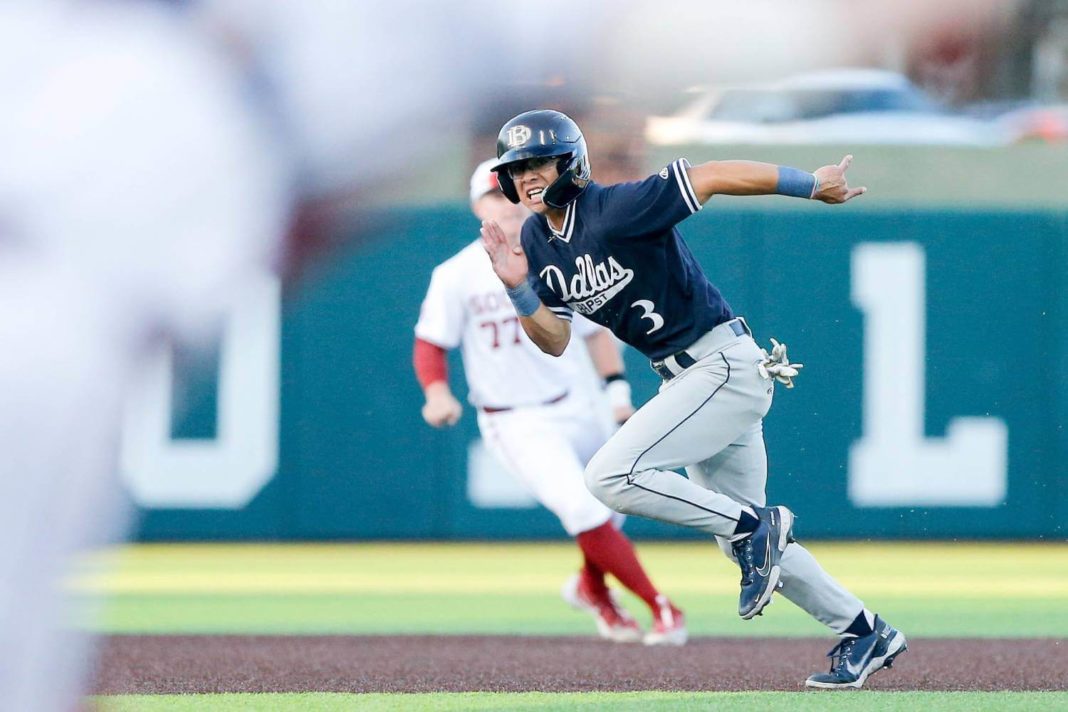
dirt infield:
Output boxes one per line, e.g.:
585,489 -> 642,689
92,635 -> 1066,694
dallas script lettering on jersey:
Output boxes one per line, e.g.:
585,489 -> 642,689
540,255 -> 633,316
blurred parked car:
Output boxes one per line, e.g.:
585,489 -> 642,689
995,104 -> 1068,143
645,68 -> 1007,146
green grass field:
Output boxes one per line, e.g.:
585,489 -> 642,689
76,541 -> 1068,637
79,541 -> 1068,710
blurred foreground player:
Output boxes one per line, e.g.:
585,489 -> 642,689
413,161 -> 686,645
0,1 -> 615,707
0,2 -> 289,710
482,110 -> 907,687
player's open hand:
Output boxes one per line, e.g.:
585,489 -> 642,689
812,155 -> 867,204
481,219 -> 529,289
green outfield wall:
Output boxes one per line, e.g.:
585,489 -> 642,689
128,207 -> 1068,541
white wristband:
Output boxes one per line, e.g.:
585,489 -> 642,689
605,379 -> 632,411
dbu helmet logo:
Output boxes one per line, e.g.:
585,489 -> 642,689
507,125 -> 531,147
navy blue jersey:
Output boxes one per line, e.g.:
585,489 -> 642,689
521,159 -> 733,360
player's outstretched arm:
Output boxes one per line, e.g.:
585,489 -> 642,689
686,155 -> 866,204
480,219 -> 571,356
519,308 -> 572,357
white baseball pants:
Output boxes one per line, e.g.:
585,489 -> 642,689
477,393 -> 620,536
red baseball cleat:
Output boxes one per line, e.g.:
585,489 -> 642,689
642,595 -> 688,646
561,573 -> 642,643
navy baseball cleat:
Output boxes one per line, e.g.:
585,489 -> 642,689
732,505 -> 794,620
805,616 -> 908,689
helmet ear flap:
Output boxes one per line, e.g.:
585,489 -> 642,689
555,154 -> 571,178
543,151 -> 591,209
496,170 -> 521,204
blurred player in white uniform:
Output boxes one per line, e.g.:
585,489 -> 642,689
0,2 -> 289,711
413,161 -> 685,645
0,0 -> 620,705
0,1 -> 611,707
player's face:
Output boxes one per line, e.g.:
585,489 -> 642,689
507,157 -> 560,215
473,192 -> 529,242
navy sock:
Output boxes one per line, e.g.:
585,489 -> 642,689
843,610 -> 876,638
732,509 -> 759,537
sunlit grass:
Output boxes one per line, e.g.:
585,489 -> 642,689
72,542 -> 1068,637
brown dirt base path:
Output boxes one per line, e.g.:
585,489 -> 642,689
92,636 -> 1067,695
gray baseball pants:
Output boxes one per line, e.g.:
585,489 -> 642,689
584,319 -> 865,634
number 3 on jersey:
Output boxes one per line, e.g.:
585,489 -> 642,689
630,300 -> 664,334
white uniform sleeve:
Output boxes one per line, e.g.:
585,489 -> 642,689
414,263 -> 465,349
571,314 -> 608,340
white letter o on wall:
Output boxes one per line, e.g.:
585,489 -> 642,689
120,273 -> 280,509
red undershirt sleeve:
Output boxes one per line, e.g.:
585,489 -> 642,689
413,337 -> 448,389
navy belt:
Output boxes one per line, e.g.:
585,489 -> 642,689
481,391 -> 568,414
650,319 -> 749,381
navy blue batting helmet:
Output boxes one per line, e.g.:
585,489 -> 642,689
492,110 -> 590,209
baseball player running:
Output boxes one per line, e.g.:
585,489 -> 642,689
481,110 -> 907,688
413,160 -> 686,646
